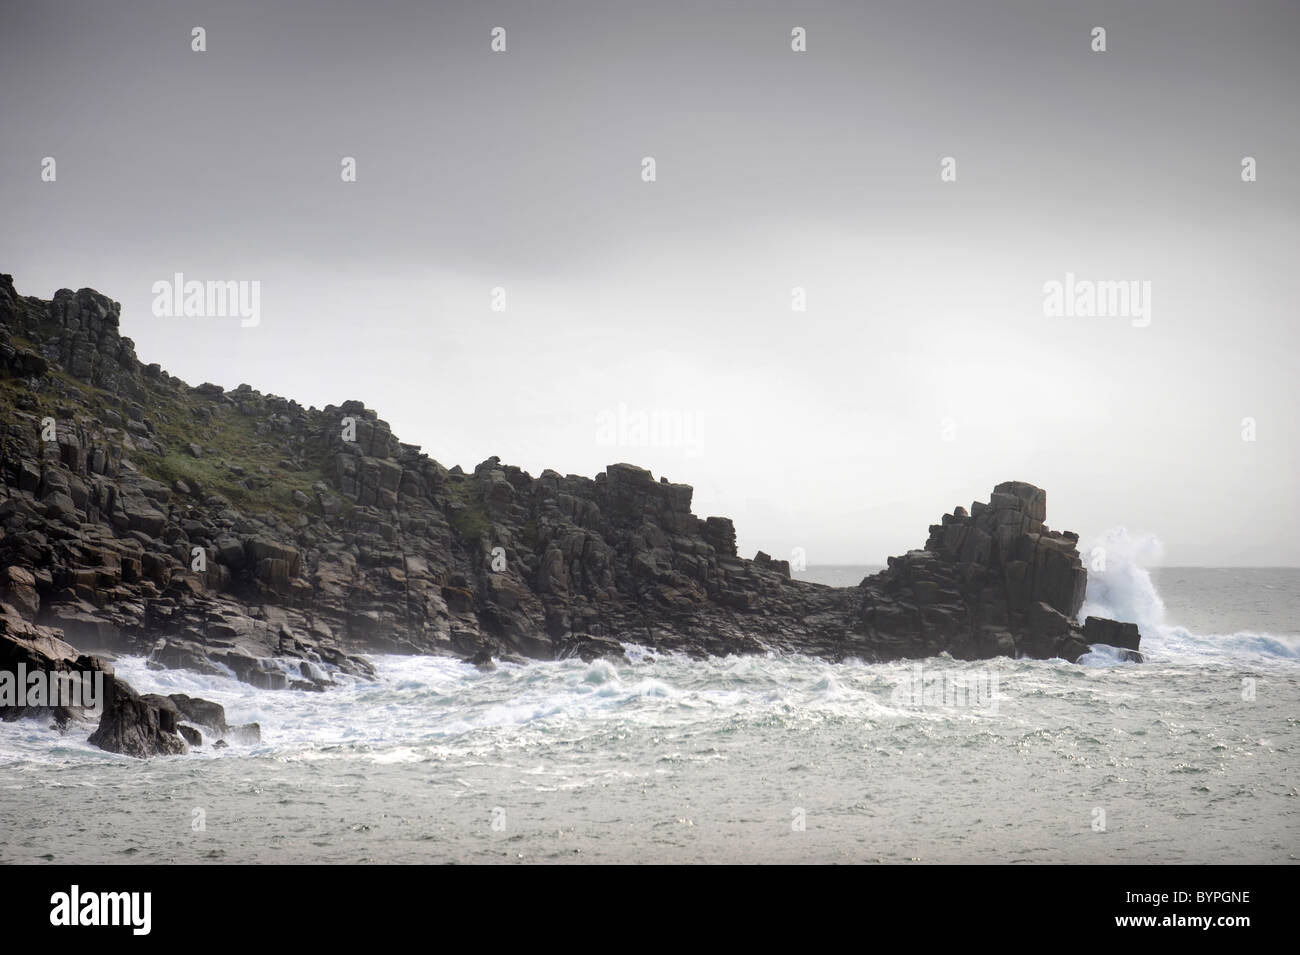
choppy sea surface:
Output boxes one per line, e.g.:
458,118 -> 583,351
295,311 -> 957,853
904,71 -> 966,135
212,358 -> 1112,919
2,547 -> 1297,864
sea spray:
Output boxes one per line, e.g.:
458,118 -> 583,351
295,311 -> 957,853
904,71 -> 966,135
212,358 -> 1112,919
1079,527 -> 1167,634
1078,533 -> 1300,665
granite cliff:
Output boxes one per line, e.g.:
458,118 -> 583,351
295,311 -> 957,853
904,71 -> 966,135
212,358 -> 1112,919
0,275 -> 1141,756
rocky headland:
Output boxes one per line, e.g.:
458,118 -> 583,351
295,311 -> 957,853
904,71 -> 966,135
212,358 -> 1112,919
0,275 -> 1142,756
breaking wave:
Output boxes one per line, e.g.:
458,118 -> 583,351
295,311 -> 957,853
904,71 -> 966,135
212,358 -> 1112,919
1079,528 -> 1298,666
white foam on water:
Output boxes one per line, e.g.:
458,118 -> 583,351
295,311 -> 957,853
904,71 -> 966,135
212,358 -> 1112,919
1,538 -> 1294,766
1080,527 -> 1299,666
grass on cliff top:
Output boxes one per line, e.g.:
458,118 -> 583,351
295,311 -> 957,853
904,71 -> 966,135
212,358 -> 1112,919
0,333 -> 331,522
142,391 -> 332,521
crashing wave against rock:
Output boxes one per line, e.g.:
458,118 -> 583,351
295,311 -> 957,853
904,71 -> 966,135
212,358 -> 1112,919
0,274 -> 1140,756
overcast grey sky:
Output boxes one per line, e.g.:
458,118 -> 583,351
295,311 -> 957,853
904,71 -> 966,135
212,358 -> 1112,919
2,0 -> 1297,565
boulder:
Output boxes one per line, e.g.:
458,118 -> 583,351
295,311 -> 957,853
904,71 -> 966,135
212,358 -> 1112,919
1083,616 -> 1143,660
168,693 -> 229,733
88,677 -> 189,757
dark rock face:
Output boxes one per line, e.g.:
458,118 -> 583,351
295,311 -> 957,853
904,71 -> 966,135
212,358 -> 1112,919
0,606 -> 110,726
167,693 -> 228,733
87,677 -> 188,757
1083,616 -> 1144,662
0,271 -> 1144,757
0,604 -> 208,756
852,481 -> 1099,662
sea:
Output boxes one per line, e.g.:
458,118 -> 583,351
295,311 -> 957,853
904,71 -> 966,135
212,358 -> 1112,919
2,540 -> 1297,864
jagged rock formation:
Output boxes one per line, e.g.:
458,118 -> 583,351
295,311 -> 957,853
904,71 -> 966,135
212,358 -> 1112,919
0,275 -> 1142,755
858,482 -> 1092,662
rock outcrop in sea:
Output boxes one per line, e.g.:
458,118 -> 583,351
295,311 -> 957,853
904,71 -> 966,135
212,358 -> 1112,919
0,275 -> 1142,755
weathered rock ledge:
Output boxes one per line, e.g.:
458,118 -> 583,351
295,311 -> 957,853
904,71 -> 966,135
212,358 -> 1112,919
0,274 -> 1142,756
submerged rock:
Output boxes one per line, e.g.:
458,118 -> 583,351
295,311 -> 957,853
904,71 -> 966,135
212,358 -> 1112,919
221,722 -> 260,745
